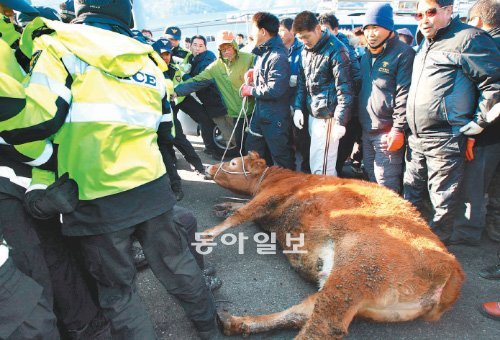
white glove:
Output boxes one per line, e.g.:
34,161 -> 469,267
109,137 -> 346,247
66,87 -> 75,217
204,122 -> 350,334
182,63 -> 192,74
459,121 -> 484,136
293,109 -> 304,129
333,123 -> 346,139
486,103 -> 500,124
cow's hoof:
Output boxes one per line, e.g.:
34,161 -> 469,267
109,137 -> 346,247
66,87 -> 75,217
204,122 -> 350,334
213,204 -> 233,218
216,310 -> 250,336
216,310 -> 234,335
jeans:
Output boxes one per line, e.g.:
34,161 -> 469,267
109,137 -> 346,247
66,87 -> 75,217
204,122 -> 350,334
362,130 -> 404,193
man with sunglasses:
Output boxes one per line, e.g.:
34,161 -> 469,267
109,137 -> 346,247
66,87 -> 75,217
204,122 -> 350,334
404,0 -> 500,243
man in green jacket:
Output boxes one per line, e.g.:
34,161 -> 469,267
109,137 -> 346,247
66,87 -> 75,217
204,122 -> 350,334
175,30 -> 255,151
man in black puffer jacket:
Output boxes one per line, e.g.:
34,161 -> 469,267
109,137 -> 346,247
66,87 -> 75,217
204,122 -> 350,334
404,0 -> 499,242
292,11 -> 355,176
318,12 -> 362,176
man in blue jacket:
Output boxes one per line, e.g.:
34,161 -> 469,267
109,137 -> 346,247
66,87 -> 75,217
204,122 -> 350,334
279,17 -> 310,173
241,12 -> 294,169
358,3 -> 415,193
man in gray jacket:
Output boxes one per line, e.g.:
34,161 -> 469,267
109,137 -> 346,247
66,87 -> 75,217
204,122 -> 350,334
359,3 -> 415,193
404,0 -> 499,242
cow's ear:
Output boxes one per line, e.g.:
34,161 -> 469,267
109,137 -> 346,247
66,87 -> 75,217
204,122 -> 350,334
248,150 -> 260,160
250,159 -> 267,172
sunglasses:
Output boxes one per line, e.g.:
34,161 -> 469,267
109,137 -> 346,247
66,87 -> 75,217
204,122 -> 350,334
414,6 -> 450,21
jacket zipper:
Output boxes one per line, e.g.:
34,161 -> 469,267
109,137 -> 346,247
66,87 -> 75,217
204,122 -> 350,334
411,41 -> 432,137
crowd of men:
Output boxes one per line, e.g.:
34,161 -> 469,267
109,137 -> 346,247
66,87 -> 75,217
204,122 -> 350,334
0,0 -> 499,339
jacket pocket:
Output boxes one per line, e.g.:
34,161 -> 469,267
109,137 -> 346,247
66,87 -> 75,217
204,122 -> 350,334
311,89 -> 334,119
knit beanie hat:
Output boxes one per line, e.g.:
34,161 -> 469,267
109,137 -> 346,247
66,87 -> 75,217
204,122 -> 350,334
363,3 -> 394,31
74,0 -> 132,28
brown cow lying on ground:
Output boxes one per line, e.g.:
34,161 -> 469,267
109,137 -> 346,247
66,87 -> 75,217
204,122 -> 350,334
204,152 -> 465,339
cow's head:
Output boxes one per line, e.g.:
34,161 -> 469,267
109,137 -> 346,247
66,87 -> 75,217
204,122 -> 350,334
207,151 -> 268,195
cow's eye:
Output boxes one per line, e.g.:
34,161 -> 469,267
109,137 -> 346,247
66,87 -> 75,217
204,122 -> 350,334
230,160 -> 237,167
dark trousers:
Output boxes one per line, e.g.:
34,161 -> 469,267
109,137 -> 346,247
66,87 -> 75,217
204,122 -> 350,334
79,210 -> 215,339
0,258 -> 59,340
173,205 -> 204,269
177,96 -> 216,151
336,118 -> 362,176
36,218 -> 99,331
452,142 -> 500,242
292,113 -> 311,173
403,134 -> 466,240
246,113 -> 295,170
170,109 -> 205,173
157,122 -> 182,190
1,197 -> 100,333
1,197 -> 53,305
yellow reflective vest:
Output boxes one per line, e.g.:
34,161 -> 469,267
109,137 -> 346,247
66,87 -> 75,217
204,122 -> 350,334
3,18 -> 171,201
0,23 -> 54,188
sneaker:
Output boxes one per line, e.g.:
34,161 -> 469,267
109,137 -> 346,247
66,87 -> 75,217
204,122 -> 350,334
204,274 -> 222,292
132,244 -> 148,270
479,264 -> 500,280
67,311 -> 111,340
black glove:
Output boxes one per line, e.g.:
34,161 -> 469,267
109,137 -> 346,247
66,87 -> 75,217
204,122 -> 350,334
25,173 -> 79,219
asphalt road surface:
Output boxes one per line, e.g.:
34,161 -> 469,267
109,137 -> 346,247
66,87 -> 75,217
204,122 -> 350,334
138,136 -> 500,340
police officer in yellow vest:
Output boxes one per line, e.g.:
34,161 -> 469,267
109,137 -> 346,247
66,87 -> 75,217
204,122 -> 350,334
0,3 -> 113,337
2,0 -> 217,338
0,2 -> 61,338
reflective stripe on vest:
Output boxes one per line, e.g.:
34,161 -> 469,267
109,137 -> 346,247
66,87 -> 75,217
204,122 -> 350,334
67,103 -> 162,130
30,72 -> 71,104
24,140 -> 53,167
0,137 -> 53,167
0,166 -> 31,188
160,112 -> 173,123
26,183 -> 48,192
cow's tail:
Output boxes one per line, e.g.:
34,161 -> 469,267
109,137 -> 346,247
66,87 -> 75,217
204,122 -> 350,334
425,263 -> 465,321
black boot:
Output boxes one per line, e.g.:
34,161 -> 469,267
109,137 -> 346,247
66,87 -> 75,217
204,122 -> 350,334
204,274 -> 222,292
132,243 -> 148,270
67,311 -> 111,340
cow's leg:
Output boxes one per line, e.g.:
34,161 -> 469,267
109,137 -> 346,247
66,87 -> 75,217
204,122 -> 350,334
205,198 -> 272,238
424,264 -> 465,321
218,293 -> 318,336
296,267 -> 370,339
213,202 -> 246,219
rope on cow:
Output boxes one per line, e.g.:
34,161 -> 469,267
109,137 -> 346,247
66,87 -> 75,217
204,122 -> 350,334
214,85 -> 256,179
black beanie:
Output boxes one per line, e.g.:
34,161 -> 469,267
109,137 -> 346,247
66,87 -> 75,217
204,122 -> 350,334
74,0 -> 132,28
